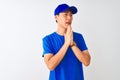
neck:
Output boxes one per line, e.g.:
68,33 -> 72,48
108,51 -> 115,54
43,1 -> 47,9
56,25 -> 67,36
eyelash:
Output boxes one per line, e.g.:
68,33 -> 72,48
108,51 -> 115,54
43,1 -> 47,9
64,14 -> 72,16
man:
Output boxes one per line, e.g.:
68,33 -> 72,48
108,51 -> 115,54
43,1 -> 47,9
42,3 -> 91,80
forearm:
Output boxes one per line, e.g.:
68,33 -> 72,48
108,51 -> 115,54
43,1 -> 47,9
46,43 -> 69,70
71,45 -> 91,66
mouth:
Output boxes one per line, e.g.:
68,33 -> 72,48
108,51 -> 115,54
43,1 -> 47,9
66,22 -> 71,25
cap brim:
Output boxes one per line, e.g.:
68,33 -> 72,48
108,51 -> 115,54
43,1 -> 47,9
68,6 -> 78,14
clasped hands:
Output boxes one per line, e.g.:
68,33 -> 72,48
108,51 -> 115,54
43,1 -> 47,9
64,26 -> 76,47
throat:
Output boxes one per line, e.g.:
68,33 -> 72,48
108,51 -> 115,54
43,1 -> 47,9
56,29 -> 67,36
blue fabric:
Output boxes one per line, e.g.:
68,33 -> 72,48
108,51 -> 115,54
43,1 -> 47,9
54,3 -> 77,16
42,32 -> 88,80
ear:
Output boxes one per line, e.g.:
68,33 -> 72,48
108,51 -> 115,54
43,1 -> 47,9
55,15 -> 58,23
55,15 -> 58,21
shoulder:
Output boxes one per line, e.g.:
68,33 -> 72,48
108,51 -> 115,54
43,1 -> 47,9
42,32 -> 55,41
73,32 -> 83,37
73,32 -> 86,41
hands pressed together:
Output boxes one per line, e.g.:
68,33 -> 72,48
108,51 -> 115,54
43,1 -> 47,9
64,26 -> 76,47
64,26 -> 90,66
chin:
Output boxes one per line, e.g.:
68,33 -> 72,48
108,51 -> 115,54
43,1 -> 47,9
64,26 -> 68,29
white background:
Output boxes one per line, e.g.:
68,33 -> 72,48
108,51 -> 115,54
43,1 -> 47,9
0,0 -> 120,80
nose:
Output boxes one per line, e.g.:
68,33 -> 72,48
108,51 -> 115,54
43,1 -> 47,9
67,14 -> 72,20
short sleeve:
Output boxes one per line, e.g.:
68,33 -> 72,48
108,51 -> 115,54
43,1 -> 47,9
73,32 -> 88,51
42,36 -> 54,57
79,34 -> 88,51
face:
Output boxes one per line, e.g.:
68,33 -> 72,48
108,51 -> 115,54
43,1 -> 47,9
55,10 -> 73,29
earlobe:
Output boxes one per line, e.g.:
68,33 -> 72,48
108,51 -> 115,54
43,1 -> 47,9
55,16 -> 58,23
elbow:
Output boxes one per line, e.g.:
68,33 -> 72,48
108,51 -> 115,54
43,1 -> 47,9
84,56 -> 91,67
48,67 -> 55,71
83,59 -> 91,67
47,64 -> 55,71
84,62 -> 90,67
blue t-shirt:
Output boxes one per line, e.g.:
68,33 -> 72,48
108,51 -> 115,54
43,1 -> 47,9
42,32 -> 88,80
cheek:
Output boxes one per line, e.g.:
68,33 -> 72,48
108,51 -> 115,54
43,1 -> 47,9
59,17 -> 65,23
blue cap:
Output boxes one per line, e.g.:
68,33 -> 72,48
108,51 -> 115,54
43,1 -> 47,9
54,3 -> 78,16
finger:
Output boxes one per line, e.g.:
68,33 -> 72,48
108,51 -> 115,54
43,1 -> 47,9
71,31 -> 73,41
66,26 -> 71,34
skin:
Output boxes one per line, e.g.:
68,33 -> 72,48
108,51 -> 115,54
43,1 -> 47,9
44,10 -> 91,70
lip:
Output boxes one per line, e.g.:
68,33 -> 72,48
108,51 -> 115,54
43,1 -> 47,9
66,22 -> 71,25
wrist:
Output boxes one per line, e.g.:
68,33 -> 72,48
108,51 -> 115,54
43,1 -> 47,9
64,42 -> 69,47
70,42 -> 76,47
